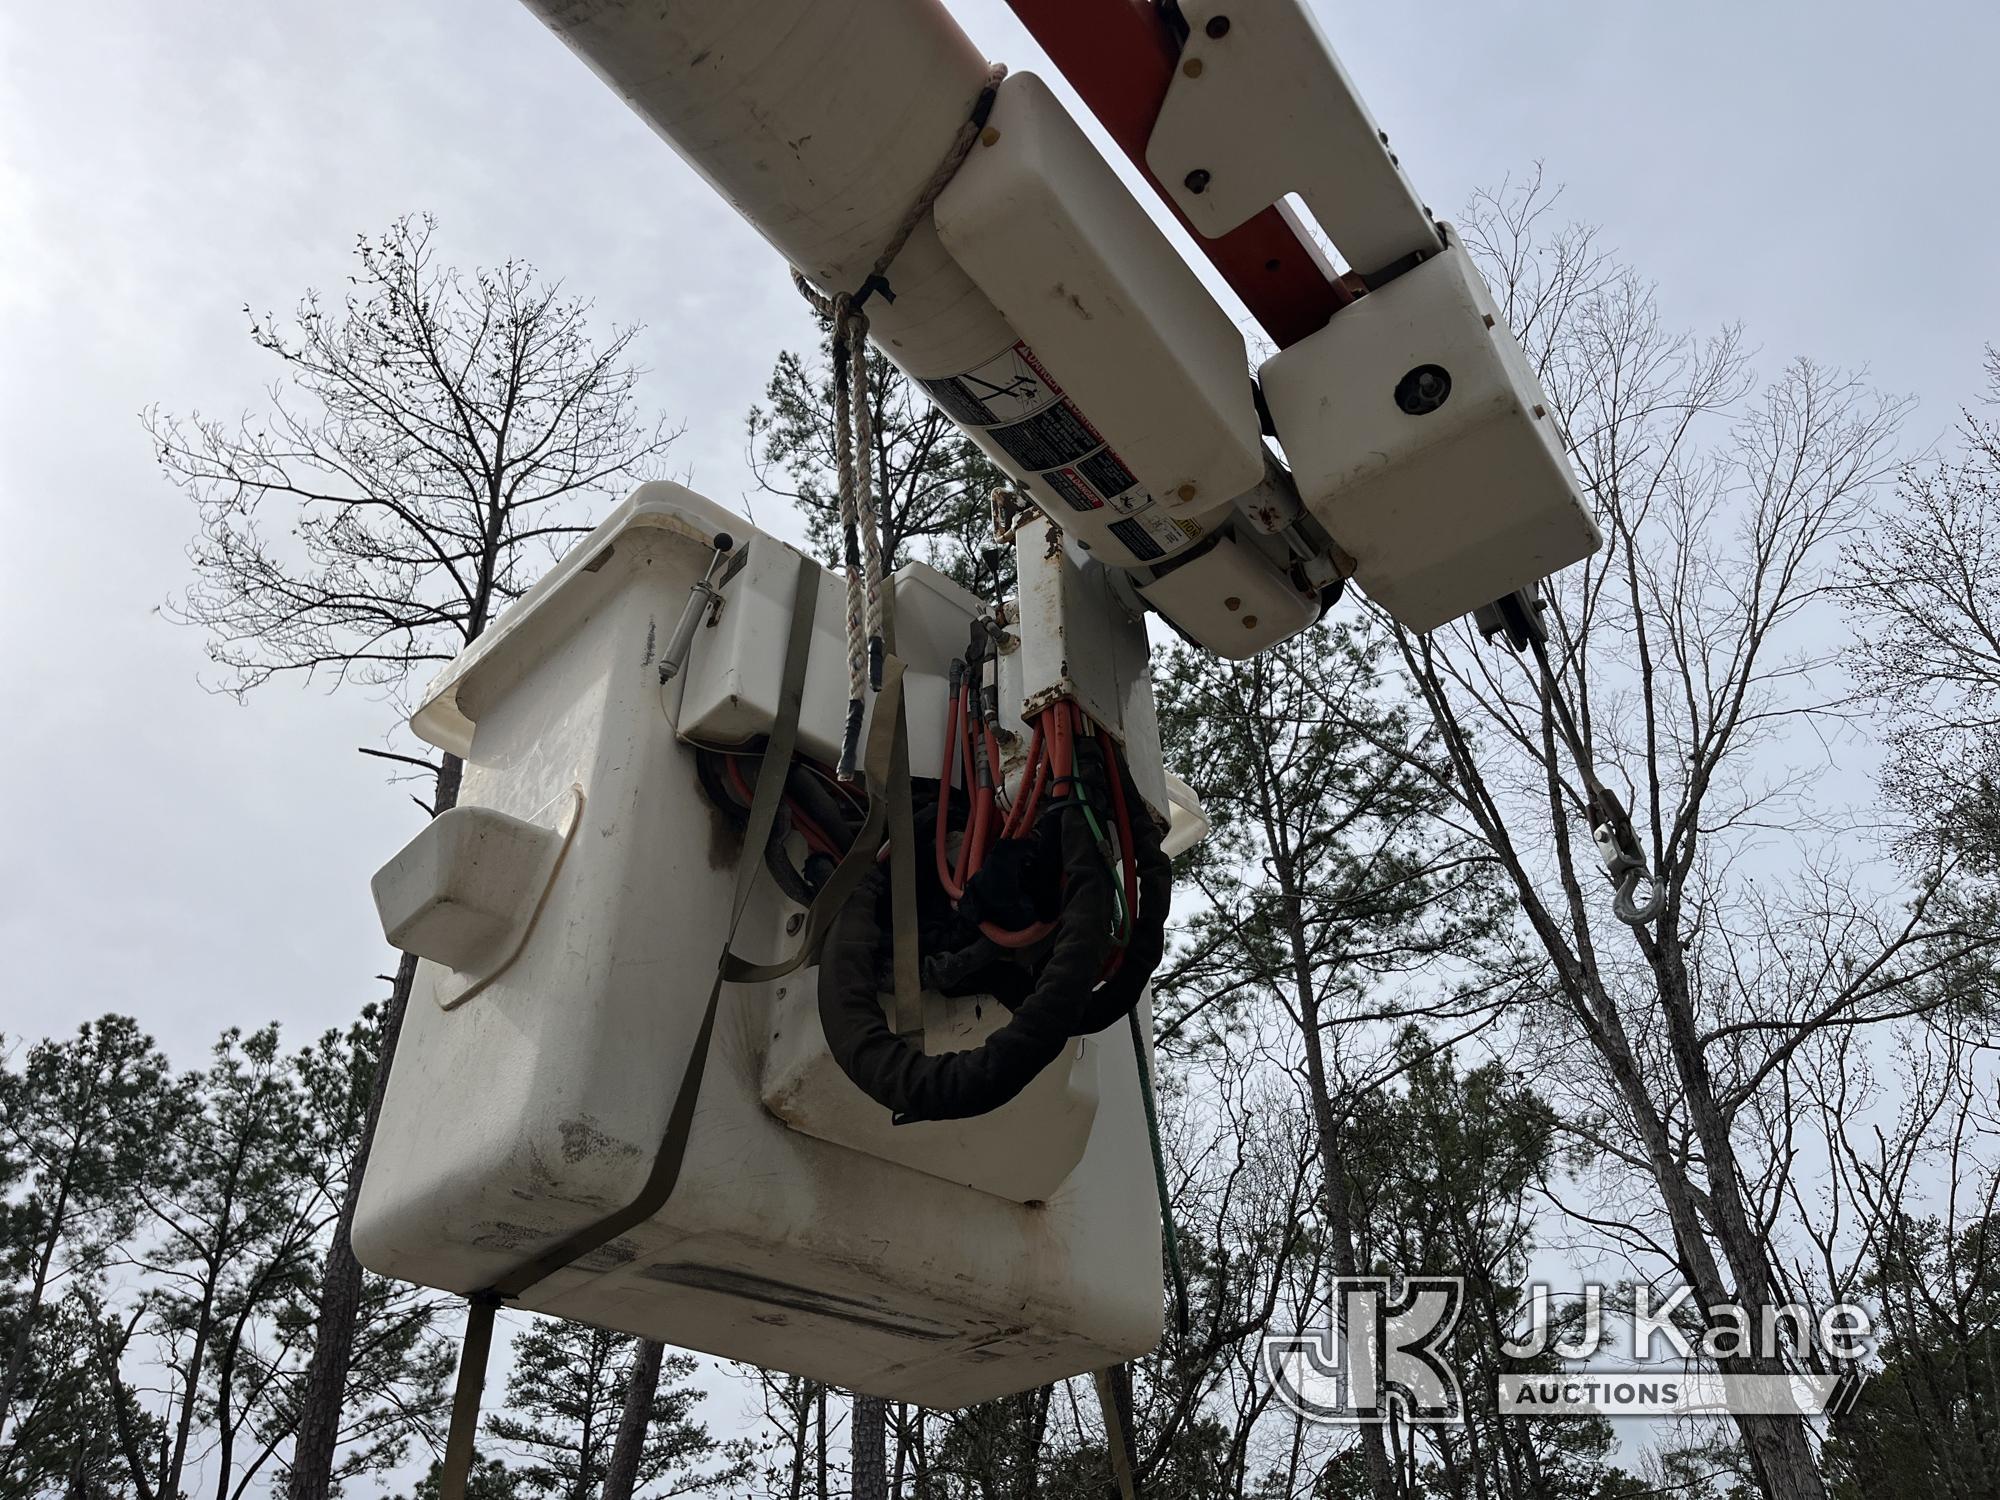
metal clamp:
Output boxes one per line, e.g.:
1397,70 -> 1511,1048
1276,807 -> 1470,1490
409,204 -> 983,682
1474,587 -> 1549,653
1587,788 -> 1665,926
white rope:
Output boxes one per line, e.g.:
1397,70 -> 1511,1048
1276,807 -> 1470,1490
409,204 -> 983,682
790,61 -> 1007,780
850,326 -> 886,690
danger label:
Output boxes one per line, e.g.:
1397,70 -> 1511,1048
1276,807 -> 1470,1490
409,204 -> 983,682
921,344 -> 1059,428
1041,467 -> 1103,514
1039,462 -> 1158,518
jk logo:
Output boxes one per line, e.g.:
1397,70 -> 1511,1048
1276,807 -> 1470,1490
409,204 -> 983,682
1263,1276 -> 1465,1424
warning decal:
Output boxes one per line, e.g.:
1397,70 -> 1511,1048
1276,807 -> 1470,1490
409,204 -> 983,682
990,401 -> 1101,472
1107,517 -> 1166,562
1077,450 -> 1138,508
1150,510 -> 1204,548
1041,468 -> 1103,513
923,338 -> 1199,564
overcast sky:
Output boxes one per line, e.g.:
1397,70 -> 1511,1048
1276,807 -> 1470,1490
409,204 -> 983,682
5,0 -> 1994,1062
2,0 -> 1993,1481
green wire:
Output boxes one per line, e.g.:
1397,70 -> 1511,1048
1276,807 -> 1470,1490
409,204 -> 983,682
1070,783 -> 1175,1322
1128,1008 -> 1190,1337
1078,800 -> 1131,944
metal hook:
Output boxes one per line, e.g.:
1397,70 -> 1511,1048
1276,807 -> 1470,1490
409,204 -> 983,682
1591,814 -> 1665,927
1612,865 -> 1666,926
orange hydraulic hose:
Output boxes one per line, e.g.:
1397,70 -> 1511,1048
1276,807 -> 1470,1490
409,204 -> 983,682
725,754 -> 842,861
982,718 -> 1007,820
958,696 -> 989,890
1001,719 -> 1048,840
930,689 -> 1093,952
979,915 -> 1058,948
971,701 -> 1068,949
1047,700 -> 1075,795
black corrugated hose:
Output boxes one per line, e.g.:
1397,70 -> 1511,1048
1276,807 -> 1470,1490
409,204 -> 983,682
817,741 -> 1171,1123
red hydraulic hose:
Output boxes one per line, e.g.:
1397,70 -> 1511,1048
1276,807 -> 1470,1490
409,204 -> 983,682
982,718 -> 1007,819
930,690 -> 1087,951
958,693 -> 991,891
1001,720 -> 1048,840
725,754 -> 842,861
1046,700 -> 1075,796
980,916 -> 1058,949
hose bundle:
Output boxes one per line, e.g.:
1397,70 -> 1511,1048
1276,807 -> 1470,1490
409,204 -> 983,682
818,679 -> 1170,1123
693,629 -> 1172,1123
694,747 -> 866,907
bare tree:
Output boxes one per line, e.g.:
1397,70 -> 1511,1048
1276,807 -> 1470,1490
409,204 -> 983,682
1125,1043 -> 1330,1499
1843,345 -> 2000,868
1814,1020 -> 2000,1496
146,213 -> 676,1500
1358,173 -> 1990,1500
746,1371 -> 829,1500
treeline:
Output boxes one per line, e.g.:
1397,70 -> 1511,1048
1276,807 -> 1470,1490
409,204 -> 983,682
12,986 -> 1992,1498
4,178 -> 1999,1500
0,1014 -> 452,1496
0,1004 -> 1625,1498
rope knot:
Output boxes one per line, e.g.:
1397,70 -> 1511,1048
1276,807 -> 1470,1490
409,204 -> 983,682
787,60 -> 1009,779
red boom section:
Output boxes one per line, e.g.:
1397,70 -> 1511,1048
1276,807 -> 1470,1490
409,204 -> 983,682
1004,0 -> 1351,349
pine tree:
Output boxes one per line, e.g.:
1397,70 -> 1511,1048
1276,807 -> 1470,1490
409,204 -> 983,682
750,333 -> 1012,598
0,1016 -> 172,1456
1151,619 -> 1505,1500
485,1318 -> 746,1500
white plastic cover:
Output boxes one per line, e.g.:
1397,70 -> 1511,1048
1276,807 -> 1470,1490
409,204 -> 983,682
1146,0 -> 1440,279
1260,235 -> 1600,629
936,72 -> 1266,519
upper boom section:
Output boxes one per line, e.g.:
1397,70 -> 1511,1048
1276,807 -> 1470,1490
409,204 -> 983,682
518,0 -> 1600,641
